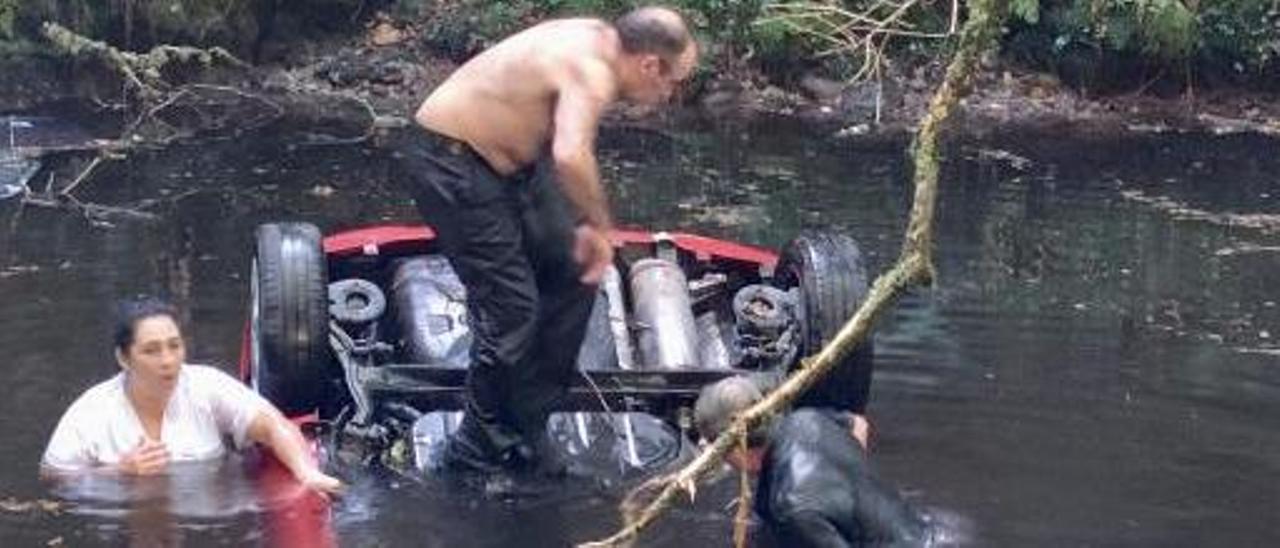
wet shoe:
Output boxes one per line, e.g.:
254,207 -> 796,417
440,433 -> 504,475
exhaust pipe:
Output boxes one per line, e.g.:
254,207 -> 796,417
629,258 -> 700,370
602,265 -> 637,370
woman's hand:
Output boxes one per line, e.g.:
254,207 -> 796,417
248,409 -> 345,499
117,437 -> 170,475
573,224 -> 614,285
298,468 -> 345,498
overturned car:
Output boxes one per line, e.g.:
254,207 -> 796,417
238,223 -> 872,475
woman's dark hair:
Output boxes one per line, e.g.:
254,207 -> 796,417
614,7 -> 691,61
113,296 -> 179,352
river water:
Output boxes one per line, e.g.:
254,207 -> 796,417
0,114 -> 1277,546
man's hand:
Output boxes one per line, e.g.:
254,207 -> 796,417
118,437 -> 170,475
573,224 -> 614,285
851,414 -> 871,450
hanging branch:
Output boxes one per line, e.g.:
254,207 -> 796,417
578,0 -> 1009,546
28,23 -> 291,219
41,22 -> 247,100
760,0 -> 960,85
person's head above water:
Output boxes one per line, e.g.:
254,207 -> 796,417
612,6 -> 698,104
45,294 -> 344,494
113,296 -> 180,352
112,295 -> 185,386
694,375 -> 773,472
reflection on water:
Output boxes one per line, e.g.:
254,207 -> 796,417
0,116 -> 1277,546
39,454 -> 332,546
52,460 -> 262,519
407,411 -> 690,483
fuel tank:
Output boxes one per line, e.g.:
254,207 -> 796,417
391,256 -> 471,368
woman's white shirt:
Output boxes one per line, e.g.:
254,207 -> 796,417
42,365 -> 270,471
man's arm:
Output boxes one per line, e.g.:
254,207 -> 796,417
551,57 -> 616,232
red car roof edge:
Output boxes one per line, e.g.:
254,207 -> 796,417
322,225 -> 777,267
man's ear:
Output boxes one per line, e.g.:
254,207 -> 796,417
640,54 -> 663,76
115,348 -> 130,371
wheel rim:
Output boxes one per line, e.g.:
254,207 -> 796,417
781,261 -> 813,353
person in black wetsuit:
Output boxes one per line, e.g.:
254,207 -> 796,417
694,376 -> 934,547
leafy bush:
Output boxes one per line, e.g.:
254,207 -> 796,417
1007,0 -> 1280,88
417,0 -> 953,82
0,0 -> 15,39
0,0 -> 364,51
1198,0 -> 1280,74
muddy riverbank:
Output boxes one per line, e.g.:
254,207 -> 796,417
4,17 -> 1279,153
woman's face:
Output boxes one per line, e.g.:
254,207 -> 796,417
120,315 -> 185,387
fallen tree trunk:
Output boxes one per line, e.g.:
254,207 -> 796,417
41,22 -> 247,100
579,0 -> 1009,546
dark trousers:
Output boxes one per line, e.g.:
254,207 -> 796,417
389,127 -> 596,461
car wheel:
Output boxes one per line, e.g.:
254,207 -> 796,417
774,231 -> 875,413
252,222 -> 332,415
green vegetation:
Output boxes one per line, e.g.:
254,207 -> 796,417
0,0 -> 256,49
412,0 -> 946,80
1,1 -> 1277,92
1007,0 -> 1280,89
414,0 -> 1279,90
0,0 -> 16,39
0,0 -> 365,56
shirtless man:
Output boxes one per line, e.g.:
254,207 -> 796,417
388,7 -> 697,475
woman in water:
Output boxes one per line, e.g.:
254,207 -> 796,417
41,296 -> 342,496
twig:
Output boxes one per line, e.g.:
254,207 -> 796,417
122,87 -> 194,137
731,433 -> 754,548
3,196 -> 27,246
760,0 -> 959,85
578,0 -> 1009,545
22,194 -> 159,222
291,93 -> 379,147
59,155 -> 106,197
131,188 -> 205,211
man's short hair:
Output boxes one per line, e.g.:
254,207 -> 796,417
694,376 -> 772,448
614,6 -> 691,61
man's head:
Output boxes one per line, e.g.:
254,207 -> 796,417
694,375 -> 771,473
613,6 -> 698,104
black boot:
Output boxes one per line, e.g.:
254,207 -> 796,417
441,413 -> 507,474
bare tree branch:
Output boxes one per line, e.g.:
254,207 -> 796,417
41,22 -> 246,99
760,0 -> 960,90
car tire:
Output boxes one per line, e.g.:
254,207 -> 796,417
251,222 -> 332,415
774,231 -> 875,413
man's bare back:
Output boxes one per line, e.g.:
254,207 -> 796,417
410,6 -> 695,283
414,19 -> 620,176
